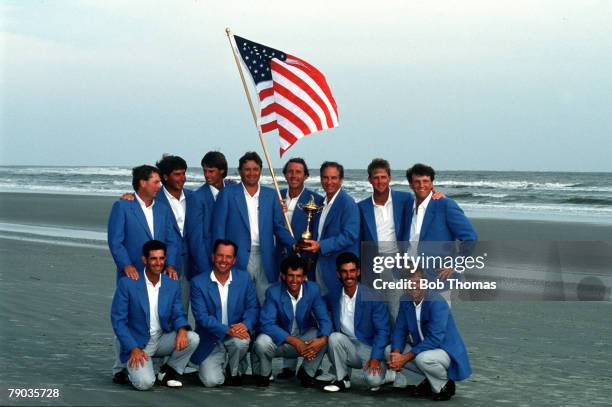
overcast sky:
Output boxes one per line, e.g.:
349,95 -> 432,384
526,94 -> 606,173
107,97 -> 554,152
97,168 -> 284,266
1,0 -> 611,171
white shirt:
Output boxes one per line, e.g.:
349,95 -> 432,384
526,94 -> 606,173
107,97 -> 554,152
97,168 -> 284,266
414,299 -> 425,341
135,193 -> 155,238
163,186 -> 186,237
409,191 -> 433,242
145,273 -> 162,339
210,185 -> 219,201
372,192 -> 397,253
317,188 -> 341,239
287,285 -> 303,335
284,188 -> 304,222
243,184 -> 260,246
210,270 -> 232,325
340,285 -> 358,340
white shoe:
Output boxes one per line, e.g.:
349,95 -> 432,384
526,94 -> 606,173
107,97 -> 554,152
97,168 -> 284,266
323,378 -> 351,392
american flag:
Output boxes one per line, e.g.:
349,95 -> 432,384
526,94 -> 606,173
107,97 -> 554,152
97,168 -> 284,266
234,35 -> 339,156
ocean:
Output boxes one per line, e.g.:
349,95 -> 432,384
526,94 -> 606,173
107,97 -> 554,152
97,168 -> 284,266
1,166 -> 611,224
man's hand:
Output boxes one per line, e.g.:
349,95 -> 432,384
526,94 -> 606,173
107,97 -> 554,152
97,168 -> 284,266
174,328 -> 188,352
364,358 -> 384,376
300,239 -> 320,254
437,267 -> 455,281
120,192 -> 134,201
128,348 -> 149,369
280,200 -> 288,213
165,266 -> 178,280
285,336 -> 308,357
432,189 -> 445,200
123,264 -> 139,280
227,323 -> 250,340
388,350 -> 415,371
303,336 -> 327,360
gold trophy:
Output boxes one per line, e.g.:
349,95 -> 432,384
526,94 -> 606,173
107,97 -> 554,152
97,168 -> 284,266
296,195 -> 324,247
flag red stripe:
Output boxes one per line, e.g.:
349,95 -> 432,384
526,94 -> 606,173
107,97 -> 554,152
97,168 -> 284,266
261,121 -> 277,133
273,82 -> 323,131
271,61 -> 334,128
258,87 -> 274,101
274,103 -> 310,136
285,54 -> 338,117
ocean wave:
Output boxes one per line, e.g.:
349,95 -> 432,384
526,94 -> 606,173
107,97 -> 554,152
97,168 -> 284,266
435,180 -> 580,191
0,167 -> 132,177
562,197 -> 612,206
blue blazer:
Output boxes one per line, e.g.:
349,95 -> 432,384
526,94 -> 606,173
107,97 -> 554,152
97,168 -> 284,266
107,196 -> 179,282
154,188 -> 194,279
358,189 -> 414,242
186,180 -> 235,278
409,197 -> 477,243
111,273 -> 190,363
189,269 -> 259,364
260,281 -> 332,346
314,189 -> 360,294
391,296 -> 471,381
326,284 -> 390,360
212,183 -> 295,283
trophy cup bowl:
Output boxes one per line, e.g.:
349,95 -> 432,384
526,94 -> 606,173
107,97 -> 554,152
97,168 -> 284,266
296,195 -> 324,248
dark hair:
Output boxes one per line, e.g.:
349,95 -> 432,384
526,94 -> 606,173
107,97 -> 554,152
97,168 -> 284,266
280,255 -> 306,275
282,158 -> 310,178
320,161 -> 344,179
213,239 -> 238,256
156,155 -> 187,185
142,240 -> 167,257
238,151 -> 263,171
336,252 -> 360,270
406,163 -> 435,182
367,158 -> 391,177
408,267 -> 427,280
131,165 -> 160,191
201,151 -> 228,178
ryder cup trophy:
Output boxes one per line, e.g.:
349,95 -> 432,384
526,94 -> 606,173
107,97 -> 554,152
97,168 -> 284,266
296,195 -> 324,248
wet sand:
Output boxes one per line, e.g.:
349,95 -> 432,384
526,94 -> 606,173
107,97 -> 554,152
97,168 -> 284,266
1,192 -> 611,405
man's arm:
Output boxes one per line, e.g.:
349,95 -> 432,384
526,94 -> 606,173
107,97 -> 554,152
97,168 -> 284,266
107,202 -> 137,278
391,303 -> 410,351
370,299 -> 391,361
272,194 -> 297,248
260,289 -> 291,346
241,276 -> 260,333
185,194 -> 211,276
190,279 -> 228,340
318,198 -> 360,255
110,279 -> 139,354
410,301 -> 449,354
170,281 -> 190,332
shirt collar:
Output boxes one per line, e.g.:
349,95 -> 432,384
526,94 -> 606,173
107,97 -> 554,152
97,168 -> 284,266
285,187 -> 305,201
145,272 -> 161,288
163,186 -> 185,202
287,285 -> 303,302
242,183 -> 260,198
324,188 -> 342,206
371,190 -> 392,208
413,191 -> 433,212
135,192 -> 154,209
342,284 -> 359,300
210,270 -> 233,286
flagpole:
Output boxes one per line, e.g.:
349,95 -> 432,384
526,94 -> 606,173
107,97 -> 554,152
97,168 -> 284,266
225,27 -> 295,238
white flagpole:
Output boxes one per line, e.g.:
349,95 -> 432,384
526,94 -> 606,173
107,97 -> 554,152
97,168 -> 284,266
225,27 -> 294,238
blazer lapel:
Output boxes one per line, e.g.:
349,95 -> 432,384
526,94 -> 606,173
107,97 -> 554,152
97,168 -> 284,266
138,277 -> 150,329
391,190 -> 403,240
226,271 -> 237,322
258,191 -> 270,238
207,279 -> 223,322
234,184 -> 250,230
419,200 -> 436,241
156,191 -> 180,236
363,198 -> 377,241
132,199 -> 153,239
322,191 -> 343,235
354,286 -> 363,331
158,278 -> 171,326
280,289 -> 294,328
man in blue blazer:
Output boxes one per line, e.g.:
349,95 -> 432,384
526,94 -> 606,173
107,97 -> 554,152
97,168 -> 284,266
278,158 -> 324,278
108,165 -> 179,283
212,152 -> 295,303
111,240 -> 199,390
189,239 -> 259,387
388,269 -> 471,401
301,162 -> 360,296
185,151 -> 235,280
253,256 -> 332,387
406,164 -> 477,287
359,159 -> 444,319
323,252 -> 391,392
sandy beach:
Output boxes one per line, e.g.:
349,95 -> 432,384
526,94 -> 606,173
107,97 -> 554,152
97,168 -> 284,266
1,192 -> 611,406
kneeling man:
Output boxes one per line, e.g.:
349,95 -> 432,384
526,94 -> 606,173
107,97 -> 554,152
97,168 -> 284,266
190,239 -> 259,387
253,255 -> 332,387
111,240 -> 199,390
323,252 -> 391,392
388,269 -> 471,401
